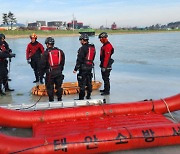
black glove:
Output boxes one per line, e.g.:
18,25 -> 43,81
8,49 -> 12,53
27,59 -> 31,64
9,53 -> 16,58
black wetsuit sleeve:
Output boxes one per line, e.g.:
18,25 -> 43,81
60,50 -> 65,71
0,51 -> 11,58
74,45 -> 88,71
40,50 -> 49,73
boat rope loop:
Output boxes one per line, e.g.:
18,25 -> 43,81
21,85 -> 46,110
161,98 -> 177,122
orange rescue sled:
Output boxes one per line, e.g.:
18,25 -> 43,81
31,80 -> 102,96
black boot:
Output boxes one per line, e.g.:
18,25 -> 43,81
5,88 -> 14,92
4,82 -> 14,92
33,79 -> 39,83
74,98 -> 84,100
0,89 -> 6,96
49,99 -> 54,102
33,72 -> 39,83
40,76 -> 44,84
86,93 -> 91,99
58,98 -> 62,101
100,89 -> 105,93
78,90 -> 85,100
40,79 -> 44,84
101,92 -> 110,95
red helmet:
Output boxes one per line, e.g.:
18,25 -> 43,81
30,33 -> 37,39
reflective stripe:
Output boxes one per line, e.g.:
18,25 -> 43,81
58,50 -> 61,65
86,46 -> 95,65
49,52 -> 53,66
87,48 -> 91,60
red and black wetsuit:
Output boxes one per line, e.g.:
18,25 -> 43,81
0,41 -> 14,94
41,47 -> 65,102
100,41 -> 114,94
0,40 -> 14,92
26,41 -> 44,82
74,43 -> 96,100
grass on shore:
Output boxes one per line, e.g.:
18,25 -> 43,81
1,29 -> 180,38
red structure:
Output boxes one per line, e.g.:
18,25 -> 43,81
0,94 -> 180,153
40,26 -> 57,31
67,20 -> 83,29
111,22 -> 117,30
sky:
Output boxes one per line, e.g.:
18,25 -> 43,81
0,0 -> 180,28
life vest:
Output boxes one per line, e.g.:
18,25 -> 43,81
100,41 -> 114,68
0,44 -> 6,52
26,42 -> 44,60
0,44 -> 6,61
48,49 -> 61,68
86,44 -> 95,65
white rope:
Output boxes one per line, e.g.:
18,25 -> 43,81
161,98 -> 177,122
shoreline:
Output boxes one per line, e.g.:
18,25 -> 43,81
4,30 -> 180,39
6,33 -> 80,39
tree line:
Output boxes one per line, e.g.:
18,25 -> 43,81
2,11 -> 16,30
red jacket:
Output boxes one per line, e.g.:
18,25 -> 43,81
26,41 -> 44,60
100,41 -> 114,68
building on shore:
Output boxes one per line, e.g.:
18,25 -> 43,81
28,20 -> 67,30
67,20 -> 83,29
27,21 -> 46,30
111,22 -> 117,30
47,21 -> 66,30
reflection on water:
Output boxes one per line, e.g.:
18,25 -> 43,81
0,32 -> 180,153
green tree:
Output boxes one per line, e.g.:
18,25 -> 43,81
2,13 -> 9,25
2,11 -> 17,30
8,11 -> 17,30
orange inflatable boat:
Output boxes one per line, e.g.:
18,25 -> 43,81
0,94 -> 180,153
31,80 -> 102,96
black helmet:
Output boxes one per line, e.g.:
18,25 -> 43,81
98,32 -> 108,38
79,34 -> 89,40
0,33 -> 5,39
45,37 -> 55,45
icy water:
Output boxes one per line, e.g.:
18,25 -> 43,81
1,32 -> 180,153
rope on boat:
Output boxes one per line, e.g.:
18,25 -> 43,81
10,133 -> 179,154
21,85 -> 46,110
161,98 -> 177,122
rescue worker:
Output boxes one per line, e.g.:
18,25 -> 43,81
0,36 -> 16,95
0,33 -> 15,93
98,32 -> 114,95
73,34 -> 96,100
26,33 -> 44,84
41,37 -> 65,102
